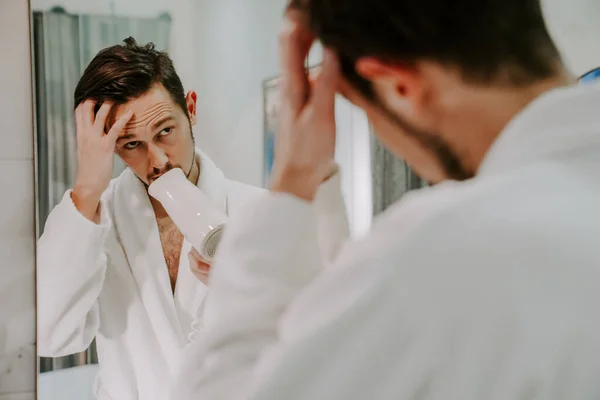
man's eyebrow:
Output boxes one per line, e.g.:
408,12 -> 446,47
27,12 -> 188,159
152,115 -> 175,129
112,114 -> 175,142
116,133 -> 136,142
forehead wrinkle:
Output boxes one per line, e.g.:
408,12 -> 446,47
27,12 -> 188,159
123,103 -> 173,133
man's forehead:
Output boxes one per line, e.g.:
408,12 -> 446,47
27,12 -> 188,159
109,98 -> 177,130
114,87 -> 176,117
113,101 -> 173,119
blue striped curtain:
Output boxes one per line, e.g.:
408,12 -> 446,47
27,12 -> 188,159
370,130 -> 427,216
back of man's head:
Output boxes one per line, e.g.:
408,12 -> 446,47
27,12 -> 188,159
291,0 -> 562,101
74,37 -> 187,116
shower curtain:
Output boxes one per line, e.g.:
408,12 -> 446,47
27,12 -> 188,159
32,7 -> 171,373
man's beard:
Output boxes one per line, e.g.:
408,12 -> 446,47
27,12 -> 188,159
147,162 -> 176,183
146,148 -> 196,183
339,61 -> 472,182
376,102 -> 473,182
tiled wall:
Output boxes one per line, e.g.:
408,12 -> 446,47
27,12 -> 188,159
0,0 -> 37,399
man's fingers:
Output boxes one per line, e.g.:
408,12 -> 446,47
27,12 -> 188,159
311,49 -> 339,115
75,105 -> 84,141
188,252 -> 210,285
81,100 -> 96,131
189,247 -> 202,259
279,18 -> 314,115
188,252 -> 210,271
192,262 -> 210,273
188,249 -> 210,268
106,110 -> 133,143
94,102 -> 113,136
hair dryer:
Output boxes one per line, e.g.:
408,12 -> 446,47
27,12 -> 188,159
148,168 -> 227,262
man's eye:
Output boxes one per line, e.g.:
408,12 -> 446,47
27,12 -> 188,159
124,141 -> 140,150
160,127 -> 173,136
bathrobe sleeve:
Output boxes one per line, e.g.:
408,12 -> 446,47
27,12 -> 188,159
314,172 -> 351,265
37,188 -> 113,357
185,173 -> 350,348
173,166 -> 600,400
172,173 -> 383,399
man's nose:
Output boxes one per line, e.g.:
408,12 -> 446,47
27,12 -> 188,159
148,144 -> 169,170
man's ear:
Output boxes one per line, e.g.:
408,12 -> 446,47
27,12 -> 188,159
185,90 -> 197,126
355,57 -> 426,114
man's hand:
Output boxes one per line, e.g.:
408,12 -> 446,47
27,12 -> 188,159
188,248 -> 211,285
72,100 -> 133,222
268,10 -> 340,202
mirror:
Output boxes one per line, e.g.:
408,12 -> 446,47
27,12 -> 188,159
32,0 -> 600,399
31,1 -> 375,399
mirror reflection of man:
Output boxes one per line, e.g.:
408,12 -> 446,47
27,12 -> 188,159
37,37 -> 349,400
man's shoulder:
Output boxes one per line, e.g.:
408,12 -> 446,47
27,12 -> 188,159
367,169 -> 600,264
102,169 -> 129,192
227,179 -> 266,196
98,168 -> 136,207
371,179 -> 475,239
225,178 -> 266,212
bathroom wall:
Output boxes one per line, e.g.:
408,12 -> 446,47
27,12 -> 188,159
543,0 -> 600,75
191,0 -> 374,235
0,0 -> 37,398
190,0 -> 600,234
193,0 -> 600,188
191,0 -> 288,186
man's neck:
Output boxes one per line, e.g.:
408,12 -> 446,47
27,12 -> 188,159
187,152 -> 201,186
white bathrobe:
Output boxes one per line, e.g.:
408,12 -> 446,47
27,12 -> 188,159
174,82 -> 600,400
37,149 -> 349,400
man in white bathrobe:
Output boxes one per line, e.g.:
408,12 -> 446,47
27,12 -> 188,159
36,37 -> 349,399
174,1 -> 600,399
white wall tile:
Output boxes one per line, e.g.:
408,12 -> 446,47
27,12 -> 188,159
0,345 -> 35,395
0,235 -> 35,299
0,0 -> 37,397
0,235 -> 36,361
0,235 -> 36,368
0,0 -> 34,160
0,161 -> 35,237
0,393 -> 35,400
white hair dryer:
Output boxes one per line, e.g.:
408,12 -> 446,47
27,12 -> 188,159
148,168 -> 227,262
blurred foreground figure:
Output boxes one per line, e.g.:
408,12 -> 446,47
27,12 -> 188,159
175,1 -> 600,399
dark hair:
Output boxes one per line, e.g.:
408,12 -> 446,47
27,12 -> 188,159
73,37 -> 187,115
290,0 -> 562,101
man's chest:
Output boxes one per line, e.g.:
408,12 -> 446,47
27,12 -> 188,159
156,216 -> 184,291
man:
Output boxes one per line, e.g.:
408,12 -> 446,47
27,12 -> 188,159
37,38 -> 349,400
174,1 -> 600,399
